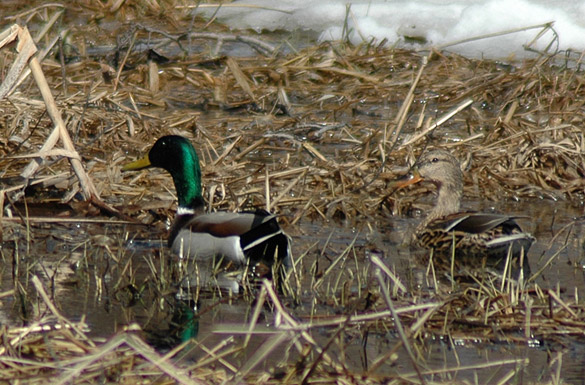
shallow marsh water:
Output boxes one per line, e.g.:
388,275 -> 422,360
2,196 -> 585,383
2,3 -> 585,382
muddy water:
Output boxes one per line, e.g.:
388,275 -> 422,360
1,197 -> 585,382
0,2 -> 583,381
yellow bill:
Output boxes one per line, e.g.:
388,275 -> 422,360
122,155 -> 152,171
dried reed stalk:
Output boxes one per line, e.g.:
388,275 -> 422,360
2,4 -> 585,384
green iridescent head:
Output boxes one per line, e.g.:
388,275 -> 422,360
123,135 -> 203,209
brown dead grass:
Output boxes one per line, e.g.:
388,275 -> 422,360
1,1 -> 585,384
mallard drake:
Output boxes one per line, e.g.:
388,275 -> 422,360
393,149 -> 533,277
122,135 -> 291,273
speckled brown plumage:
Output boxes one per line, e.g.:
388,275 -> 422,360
396,150 -> 533,277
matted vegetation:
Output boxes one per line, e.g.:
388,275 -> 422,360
1,1 -> 585,384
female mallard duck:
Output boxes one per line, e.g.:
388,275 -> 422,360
123,135 -> 291,273
394,149 -> 533,278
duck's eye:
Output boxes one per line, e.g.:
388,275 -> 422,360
431,157 -> 439,163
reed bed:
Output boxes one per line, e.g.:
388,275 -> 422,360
0,1 -> 585,384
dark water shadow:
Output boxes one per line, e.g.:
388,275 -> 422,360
1,197 -> 585,381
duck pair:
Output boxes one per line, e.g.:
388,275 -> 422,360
124,136 -> 532,280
